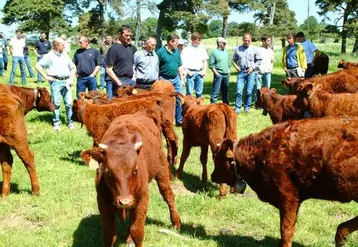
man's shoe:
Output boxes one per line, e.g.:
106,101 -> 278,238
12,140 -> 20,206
53,122 -> 61,131
68,123 -> 75,130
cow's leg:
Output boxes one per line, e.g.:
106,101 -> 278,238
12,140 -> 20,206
219,183 -> 228,200
12,140 -> 39,195
128,191 -> 149,247
200,145 -> 208,182
155,166 -> 181,229
176,137 -> 191,179
98,186 -> 117,247
161,120 -> 178,167
279,198 -> 300,247
335,216 -> 358,247
0,144 -> 13,197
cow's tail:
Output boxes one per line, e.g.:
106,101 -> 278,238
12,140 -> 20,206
224,106 -> 237,140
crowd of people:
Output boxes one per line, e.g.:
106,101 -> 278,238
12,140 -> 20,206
0,25 -> 319,130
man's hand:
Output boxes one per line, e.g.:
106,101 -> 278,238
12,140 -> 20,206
200,71 -> 206,77
46,75 -> 55,82
247,67 -> 253,74
116,80 -> 123,86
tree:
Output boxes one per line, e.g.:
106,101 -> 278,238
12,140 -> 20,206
315,0 -> 358,53
2,0 -> 66,35
206,19 -> 223,38
299,16 -> 325,41
228,22 -> 257,38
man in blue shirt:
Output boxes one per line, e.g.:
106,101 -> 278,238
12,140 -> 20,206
73,36 -> 101,98
233,33 -> 261,114
296,32 -> 318,78
34,32 -> 51,84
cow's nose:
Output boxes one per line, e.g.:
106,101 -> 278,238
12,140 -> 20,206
118,196 -> 133,206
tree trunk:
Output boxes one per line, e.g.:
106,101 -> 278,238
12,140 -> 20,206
156,8 -> 165,50
353,34 -> 358,54
341,8 -> 349,53
222,15 -> 228,38
98,1 -> 105,44
281,38 -> 286,48
269,1 -> 276,50
135,0 -> 141,46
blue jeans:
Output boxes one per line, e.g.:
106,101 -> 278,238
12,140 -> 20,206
159,75 -> 183,125
76,75 -> 97,98
253,72 -> 271,102
0,57 -> 3,76
186,72 -> 203,98
210,73 -> 229,104
50,80 -> 73,125
24,55 -> 35,78
106,77 -> 135,99
100,65 -> 106,89
37,55 -> 44,83
235,71 -> 255,113
10,56 -> 27,85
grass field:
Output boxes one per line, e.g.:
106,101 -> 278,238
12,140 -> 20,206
0,40 -> 358,247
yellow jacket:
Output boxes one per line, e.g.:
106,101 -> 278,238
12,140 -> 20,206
282,43 -> 307,70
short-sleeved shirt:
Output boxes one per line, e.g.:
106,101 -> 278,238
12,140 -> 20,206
38,50 -> 75,77
181,44 -> 208,70
106,43 -> 137,78
134,49 -> 159,81
156,46 -> 182,79
73,47 -> 101,77
233,45 -> 260,71
257,46 -> 274,74
99,43 -> 113,59
301,40 -> 317,64
10,37 -> 26,57
209,48 -> 230,74
35,39 -> 51,55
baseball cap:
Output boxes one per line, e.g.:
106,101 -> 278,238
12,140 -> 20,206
178,39 -> 186,45
216,37 -> 227,44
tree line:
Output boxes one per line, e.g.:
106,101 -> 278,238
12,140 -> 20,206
2,0 -> 358,53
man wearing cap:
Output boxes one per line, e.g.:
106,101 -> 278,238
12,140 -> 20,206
181,32 -> 208,98
133,36 -> 159,88
209,37 -> 230,104
233,33 -> 261,113
9,30 -> 27,85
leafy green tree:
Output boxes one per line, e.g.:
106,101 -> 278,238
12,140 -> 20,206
206,19 -> 223,38
228,22 -> 257,38
299,16 -> 325,41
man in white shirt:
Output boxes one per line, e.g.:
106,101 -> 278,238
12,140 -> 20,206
181,32 -> 208,98
9,30 -> 27,85
256,35 -> 274,89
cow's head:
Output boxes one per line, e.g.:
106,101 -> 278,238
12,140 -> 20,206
115,85 -> 138,98
296,82 -> 317,98
81,132 -> 144,209
177,94 -> 203,117
337,59 -> 346,69
255,87 -> 273,115
211,139 -> 246,194
71,99 -> 90,123
35,87 -> 55,112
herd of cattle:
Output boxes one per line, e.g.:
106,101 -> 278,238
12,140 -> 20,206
1,59 -> 358,247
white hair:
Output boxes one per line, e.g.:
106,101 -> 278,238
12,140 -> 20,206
53,37 -> 65,46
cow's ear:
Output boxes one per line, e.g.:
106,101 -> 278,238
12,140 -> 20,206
87,99 -> 94,104
37,88 -> 42,98
102,93 -> 108,98
132,133 -> 143,154
196,97 -> 204,105
79,92 -> 87,100
217,139 -> 234,158
176,93 -> 185,105
81,148 -> 105,170
271,88 -> 277,94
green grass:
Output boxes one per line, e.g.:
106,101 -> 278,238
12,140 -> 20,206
0,41 -> 358,247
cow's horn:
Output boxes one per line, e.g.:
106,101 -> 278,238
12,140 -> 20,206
134,141 -> 142,150
99,143 -> 108,149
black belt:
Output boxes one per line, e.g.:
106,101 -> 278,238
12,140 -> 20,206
287,67 -> 298,70
219,72 -> 229,75
160,74 -> 178,80
188,68 -> 202,72
136,78 -> 156,85
50,75 -> 69,80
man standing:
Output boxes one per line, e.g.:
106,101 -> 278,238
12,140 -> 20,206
296,32 -> 318,78
73,36 -> 101,97
9,30 -> 27,85
209,37 -> 230,104
33,32 -> 51,84
255,35 -> 274,89
282,33 -> 307,79
0,33 -> 5,77
106,25 -> 137,98
181,32 -> 208,98
133,36 -> 159,88
99,35 -> 113,90
23,35 -> 35,78
233,33 -> 261,113
60,34 -> 71,55
35,37 -> 76,131
157,33 -> 185,126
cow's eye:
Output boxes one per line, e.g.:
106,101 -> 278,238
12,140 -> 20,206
132,169 -> 137,177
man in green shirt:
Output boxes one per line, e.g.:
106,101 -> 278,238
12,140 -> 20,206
157,33 -> 185,126
209,37 -> 230,104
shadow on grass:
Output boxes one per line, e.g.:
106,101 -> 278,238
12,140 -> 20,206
0,182 -> 31,195
26,112 -> 57,123
176,170 -> 219,196
59,150 -> 86,166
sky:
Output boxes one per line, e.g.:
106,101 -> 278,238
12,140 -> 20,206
0,0 -> 339,38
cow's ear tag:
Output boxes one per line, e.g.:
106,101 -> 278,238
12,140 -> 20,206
226,150 -> 234,159
89,157 -> 100,170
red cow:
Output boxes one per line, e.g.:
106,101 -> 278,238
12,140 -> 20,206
337,59 -> 358,69
0,94 -> 40,197
212,117 -> 358,247
81,110 -> 181,247
0,84 -> 55,114
176,95 -> 237,198
312,51 -> 329,75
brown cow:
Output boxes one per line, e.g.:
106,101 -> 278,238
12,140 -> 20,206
81,110 -> 181,247
282,68 -> 358,94
312,51 -> 329,75
211,117 -> 358,247
0,94 -> 40,197
72,96 -> 178,167
255,87 -> 307,124
176,95 -> 237,198
115,80 -> 175,97
298,82 -> 358,117
0,84 -> 55,114
337,59 -> 358,69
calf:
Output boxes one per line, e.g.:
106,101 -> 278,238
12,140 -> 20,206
211,117 -> 358,247
176,95 -> 237,198
337,59 -> 358,69
298,82 -> 358,117
81,110 -> 181,247
255,88 -> 307,124
0,84 -> 55,114
312,51 -> 329,75
115,80 -> 175,97
0,94 -> 39,197
72,96 -> 178,167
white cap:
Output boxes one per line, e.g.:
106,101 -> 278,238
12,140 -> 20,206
178,39 -> 186,45
216,37 -> 227,43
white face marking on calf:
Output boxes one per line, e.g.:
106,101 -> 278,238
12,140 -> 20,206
89,157 -> 100,170
99,143 -> 108,149
134,141 -> 143,151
